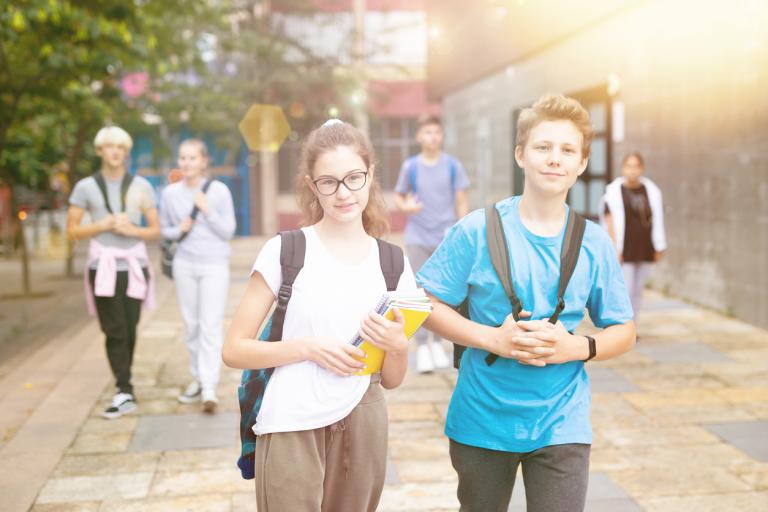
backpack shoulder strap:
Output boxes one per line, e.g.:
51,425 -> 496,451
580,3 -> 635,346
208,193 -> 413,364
267,230 -> 306,341
93,172 -> 134,214
93,173 -> 113,214
189,178 -> 214,221
485,203 -> 523,319
448,155 -> 457,192
407,156 -> 419,195
119,173 -> 134,213
549,209 -> 587,324
484,203 -> 524,366
376,239 -> 405,291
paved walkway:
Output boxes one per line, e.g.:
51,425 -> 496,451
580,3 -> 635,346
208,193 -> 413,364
1,236 -> 767,511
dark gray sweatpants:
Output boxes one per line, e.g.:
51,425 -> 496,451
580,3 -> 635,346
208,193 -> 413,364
450,440 -> 591,512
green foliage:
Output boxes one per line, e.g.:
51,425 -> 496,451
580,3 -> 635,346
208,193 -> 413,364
0,0 -> 362,189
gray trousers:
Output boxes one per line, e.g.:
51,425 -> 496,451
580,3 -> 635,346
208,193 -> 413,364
405,244 -> 437,346
450,440 -> 591,512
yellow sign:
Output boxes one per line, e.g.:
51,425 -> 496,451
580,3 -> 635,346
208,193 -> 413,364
238,104 -> 291,153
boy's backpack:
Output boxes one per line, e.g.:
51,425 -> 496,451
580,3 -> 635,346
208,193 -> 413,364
237,229 -> 405,479
453,203 -> 586,368
406,155 -> 458,197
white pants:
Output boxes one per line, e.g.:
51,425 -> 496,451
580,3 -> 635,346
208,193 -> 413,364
621,262 -> 653,323
173,258 -> 229,392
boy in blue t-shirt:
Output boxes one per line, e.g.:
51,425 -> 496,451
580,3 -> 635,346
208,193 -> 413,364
395,114 -> 470,373
417,94 -> 635,512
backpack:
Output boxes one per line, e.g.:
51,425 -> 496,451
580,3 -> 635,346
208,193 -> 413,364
453,202 -> 587,368
406,155 -> 458,197
236,229 -> 405,479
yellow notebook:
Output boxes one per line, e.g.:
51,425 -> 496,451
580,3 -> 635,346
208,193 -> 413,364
352,292 -> 433,375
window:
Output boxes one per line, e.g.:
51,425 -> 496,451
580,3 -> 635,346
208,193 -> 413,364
370,117 -> 420,190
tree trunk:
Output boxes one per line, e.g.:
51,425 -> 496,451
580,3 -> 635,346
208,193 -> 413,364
64,122 -> 88,277
15,212 -> 31,295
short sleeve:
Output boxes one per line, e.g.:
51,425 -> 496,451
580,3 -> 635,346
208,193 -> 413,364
69,179 -> 90,209
138,178 -> 157,211
586,231 -> 633,328
251,235 -> 282,297
416,218 -> 477,306
453,158 -> 470,191
394,159 -> 412,195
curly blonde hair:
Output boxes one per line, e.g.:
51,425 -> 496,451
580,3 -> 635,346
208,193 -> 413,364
296,121 -> 389,238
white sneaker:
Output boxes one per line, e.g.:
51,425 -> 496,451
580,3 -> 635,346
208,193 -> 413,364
416,343 -> 435,374
430,340 -> 451,369
177,381 -> 202,404
202,389 -> 218,414
102,392 -> 137,419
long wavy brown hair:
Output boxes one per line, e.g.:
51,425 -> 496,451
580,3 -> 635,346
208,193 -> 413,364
296,121 -> 390,238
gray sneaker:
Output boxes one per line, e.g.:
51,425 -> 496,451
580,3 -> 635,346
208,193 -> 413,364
102,392 -> 137,420
177,381 -> 202,404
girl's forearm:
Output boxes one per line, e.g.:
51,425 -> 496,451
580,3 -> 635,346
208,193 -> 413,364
222,336 -> 311,370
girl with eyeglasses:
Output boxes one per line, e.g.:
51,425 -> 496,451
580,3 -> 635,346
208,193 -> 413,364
223,119 -> 417,510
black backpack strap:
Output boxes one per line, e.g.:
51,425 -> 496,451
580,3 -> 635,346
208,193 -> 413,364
267,230 -> 306,341
376,239 -> 405,291
178,178 -> 215,243
94,172 -> 133,214
484,203 -> 522,366
549,209 -> 586,324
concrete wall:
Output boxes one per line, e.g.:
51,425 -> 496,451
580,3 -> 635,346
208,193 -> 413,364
439,0 -> 768,328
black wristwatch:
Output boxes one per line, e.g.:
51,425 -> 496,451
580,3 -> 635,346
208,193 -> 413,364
583,335 -> 597,362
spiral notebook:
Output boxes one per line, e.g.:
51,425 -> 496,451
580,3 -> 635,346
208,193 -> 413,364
349,289 -> 433,375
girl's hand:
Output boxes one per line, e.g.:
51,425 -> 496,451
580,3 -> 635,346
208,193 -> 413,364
305,339 -> 367,377
180,218 -> 194,233
194,191 -> 210,215
358,307 -> 409,354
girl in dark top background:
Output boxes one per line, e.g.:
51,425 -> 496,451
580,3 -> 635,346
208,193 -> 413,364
601,152 -> 667,326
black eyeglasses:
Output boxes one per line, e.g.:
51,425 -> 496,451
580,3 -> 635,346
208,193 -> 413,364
312,171 -> 368,196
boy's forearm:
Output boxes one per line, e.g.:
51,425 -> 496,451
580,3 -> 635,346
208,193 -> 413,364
424,296 -> 497,351
68,223 -> 104,240
592,321 -> 636,361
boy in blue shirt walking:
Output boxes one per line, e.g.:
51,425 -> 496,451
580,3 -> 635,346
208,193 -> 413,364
395,114 -> 470,373
417,94 -> 635,511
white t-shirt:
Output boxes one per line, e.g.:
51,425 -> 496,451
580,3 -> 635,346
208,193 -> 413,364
251,226 -> 416,435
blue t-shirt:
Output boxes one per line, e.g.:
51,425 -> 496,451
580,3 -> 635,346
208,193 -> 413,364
416,196 -> 632,452
395,153 -> 470,248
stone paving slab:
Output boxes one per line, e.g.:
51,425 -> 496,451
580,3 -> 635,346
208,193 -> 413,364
129,413 -> 239,452
704,421 -> 768,462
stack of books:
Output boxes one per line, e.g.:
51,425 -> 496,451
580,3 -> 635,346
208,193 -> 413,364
349,289 -> 433,375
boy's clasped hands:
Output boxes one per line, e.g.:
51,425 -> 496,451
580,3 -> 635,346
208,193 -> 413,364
100,213 -> 137,237
490,312 -> 588,367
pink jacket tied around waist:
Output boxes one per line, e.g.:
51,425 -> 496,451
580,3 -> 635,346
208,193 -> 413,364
84,239 -> 156,315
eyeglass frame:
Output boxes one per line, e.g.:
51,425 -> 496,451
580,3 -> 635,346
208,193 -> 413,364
312,170 -> 369,196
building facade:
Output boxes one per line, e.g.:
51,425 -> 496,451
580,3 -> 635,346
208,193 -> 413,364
426,0 -> 768,327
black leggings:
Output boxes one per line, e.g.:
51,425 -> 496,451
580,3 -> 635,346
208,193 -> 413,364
450,439 -> 590,512
89,269 -> 147,395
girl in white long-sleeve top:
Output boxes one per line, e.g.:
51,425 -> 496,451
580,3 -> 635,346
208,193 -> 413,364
160,139 -> 236,412
600,152 -> 666,327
